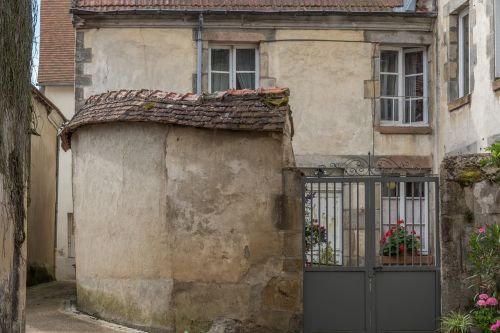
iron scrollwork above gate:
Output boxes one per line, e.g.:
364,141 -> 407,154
311,153 -> 427,177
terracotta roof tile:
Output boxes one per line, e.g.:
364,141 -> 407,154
72,0 -> 405,13
60,88 -> 291,150
38,0 -> 75,84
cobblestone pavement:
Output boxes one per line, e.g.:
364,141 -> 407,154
26,281 -> 143,333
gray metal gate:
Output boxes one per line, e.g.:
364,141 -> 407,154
302,163 -> 440,333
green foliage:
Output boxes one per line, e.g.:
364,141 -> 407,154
468,225 -> 500,294
319,243 -> 337,265
471,306 -> 499,332
480,141 -> 500,168
441,311 -> 474,333
380,219 -> 420,256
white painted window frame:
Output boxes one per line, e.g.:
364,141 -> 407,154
495,0 -> 500,78
381,182 -> 429,254
380,46 -> 428,127
208,45 -> 259,93
458,7 -> 470,97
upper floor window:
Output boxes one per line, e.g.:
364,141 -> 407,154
380,47 -> 428,126
458,7 -> 470,96
209,46 -> 259,93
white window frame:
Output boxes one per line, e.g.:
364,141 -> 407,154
381,182 -> 429,254
458,7 -> 470,97
208,45 -> 259,93
380,46 -> 428,127
495,0 -> 500,78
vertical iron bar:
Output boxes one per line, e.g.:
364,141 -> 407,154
326,182 -> 329,266
387,181 -> 391,266
318,181 -> 321,266
334,182 -> 337,265
349,182 -> 352,266
396,182 -> 400,265
302,180 -> 307,269
310,182 -> 313,267
380,181 -> 384,266
357,182 -> 360,267
420,181 -> 423,266
435,179 -> 441,268
411,181 -> 415,266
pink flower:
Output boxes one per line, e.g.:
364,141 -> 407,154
491,320 -> 500,332
411,230 -> 416,235
478,227 -> 485,234
479,293 -> 490,300
486,297 -> 499,306
476,299 -> 487,307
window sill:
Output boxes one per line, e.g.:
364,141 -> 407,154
448,94 -> 471,112
493,78 -> 500,92
375,126 -> 433,135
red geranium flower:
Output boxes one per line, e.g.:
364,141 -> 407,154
385,231 -> 392,237
399,245 -> 405,251
397,219 -> 404,225
411,230 -> 416,235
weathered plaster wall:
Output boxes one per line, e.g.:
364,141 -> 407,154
265,29 -> 435,164
43,84 -> 76,280
437,0 -> 500,162
76,24 -> 436,171
440,154 -> 500,313
78,28 -> 196,106
26,97 -> 63,281
72,123 -> 301,332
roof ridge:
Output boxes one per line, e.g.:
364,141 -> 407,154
83,88 -> 290,106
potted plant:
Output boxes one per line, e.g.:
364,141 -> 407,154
441,311 -> 474,333
379,219 -> 433,265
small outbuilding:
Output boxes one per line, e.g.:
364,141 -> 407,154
60,88 -> 302,332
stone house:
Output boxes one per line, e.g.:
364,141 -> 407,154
36,0 -> 500,332
27,87 -> 66,284
436,0 -> 500,157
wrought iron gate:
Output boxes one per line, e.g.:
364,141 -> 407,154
302,163 -> 440,333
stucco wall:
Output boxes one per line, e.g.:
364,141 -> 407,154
76,24 -> 436,171
72,123 -> 301,333
26,98 -> 61,279
80,28 -> 196,100
44,84 -> 76,280
265,30 -> 435,162
437,0 -> 500,162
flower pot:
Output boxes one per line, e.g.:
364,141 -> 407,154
381,253 -> 434,265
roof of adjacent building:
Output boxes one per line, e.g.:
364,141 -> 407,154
38,0 -> 75,85
60,88 -> 292,150
71,0 -> 406,13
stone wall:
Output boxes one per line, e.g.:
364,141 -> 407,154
440,154 -> 500,313
72,123 -> 302,333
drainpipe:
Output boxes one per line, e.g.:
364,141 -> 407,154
196,13 -> 204,95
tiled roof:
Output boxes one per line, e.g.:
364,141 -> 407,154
72,0 -> 405,13
60,88 -> 291,150
38,0 -> 75,85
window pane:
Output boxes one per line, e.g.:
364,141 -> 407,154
381,74 -> 398,96
462,14 -> 470,94
381,98 -> 399,121
236,73 -> 255,89
211,72 -> 230,92
404,99 -> 424,123
236,49 -> 256,71
405,51 -> 424,75
211,49 -> 230,71
381,51 -> 399,73
405,75 -> 424,98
